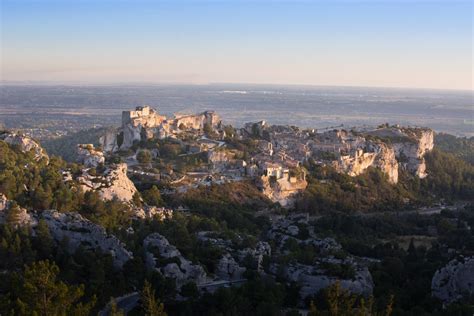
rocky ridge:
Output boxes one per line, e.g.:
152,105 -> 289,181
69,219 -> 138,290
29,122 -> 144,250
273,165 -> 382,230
267,213 -> 374,299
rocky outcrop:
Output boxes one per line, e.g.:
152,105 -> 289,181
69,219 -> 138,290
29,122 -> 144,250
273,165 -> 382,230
259,175 -> 307,207
0,131 -> 49,162
77,144 -> 105,168
215,253 -> 246,281
144,233 -> 209,289
373,142 -> 399,183
77,163 -> 138,203
432,256 -> 474,305
121,123 -> 143,149
392,128 -> 434,178
334,142 -> 398,184
267,214 -> 373,299
0,194 -> 36,227
196,231 -> 270,280
238,241 -> 271,272
40,210 -> 132,268
133,206 -> 173,220
116,106 -> 222,150
280,261 -> 373,299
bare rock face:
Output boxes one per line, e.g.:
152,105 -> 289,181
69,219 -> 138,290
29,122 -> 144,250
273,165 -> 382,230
122,123 -> 143,149
392,128 -> 434,178
99,129 -> 119,153
281,261 -> 374,300
77,144 -> 105,168
39,210 -> 132,268
259,175 -> 307,207
143,233 -> 209,289
335,142 -> 398,184
173,111 -> 221,130
77,163 -> 138,203
215,253 -> 246,281
373,142 -> 399,183
432,256 -> 474,305
366,127 -> 434,179
0,131 -> 49,162
336,151 -> 377,177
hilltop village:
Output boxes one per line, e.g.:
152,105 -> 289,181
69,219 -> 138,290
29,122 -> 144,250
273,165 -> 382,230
96,105 -> 433,206
1,104 -> 474,315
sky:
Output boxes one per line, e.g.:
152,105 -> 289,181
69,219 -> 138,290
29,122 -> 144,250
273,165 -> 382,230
1,0 -> 472,90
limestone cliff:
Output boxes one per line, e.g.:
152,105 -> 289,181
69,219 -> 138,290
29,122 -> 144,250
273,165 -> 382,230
392,128 -> 434,178
334,142 -> 399,184
432,256 -> 474,305
99,129 -> 119,153
333,127 -> 433,183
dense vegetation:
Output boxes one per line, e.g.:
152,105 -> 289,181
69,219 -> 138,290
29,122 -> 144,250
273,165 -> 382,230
435,133 -> 474,164
1,132 -> 474,315
295,148 -> 474,215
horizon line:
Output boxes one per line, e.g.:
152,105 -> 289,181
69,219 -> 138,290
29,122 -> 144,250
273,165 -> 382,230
0,80 -> 472,93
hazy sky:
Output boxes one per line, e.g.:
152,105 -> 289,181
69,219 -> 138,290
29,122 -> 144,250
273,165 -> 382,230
1,0 -> 472,90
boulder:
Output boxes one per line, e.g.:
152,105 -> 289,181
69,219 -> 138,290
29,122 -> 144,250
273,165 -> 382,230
77,163 -> 138,203
143,233 -> 208,289
432,256 -> 474,305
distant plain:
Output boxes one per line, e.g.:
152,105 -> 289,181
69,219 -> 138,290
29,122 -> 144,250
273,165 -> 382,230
1,84 -> 472,137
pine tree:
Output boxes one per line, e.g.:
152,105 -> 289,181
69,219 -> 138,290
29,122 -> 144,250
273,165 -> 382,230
15,260 -> 95,316
35,219 -> 54,258
141,280 -> 167,316
6,202 -> 23,227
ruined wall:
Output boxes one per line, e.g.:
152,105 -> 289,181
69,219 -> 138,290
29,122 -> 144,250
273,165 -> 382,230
174,111 -> 220,130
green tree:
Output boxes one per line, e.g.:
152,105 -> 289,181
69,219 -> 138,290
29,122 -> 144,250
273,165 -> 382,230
15,260 -> 95,316
137,150 -> 152,163
6,202 -> 23,227
142,186 -> 163,207
141,280 -> 167,316
34,219 -> 54,258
